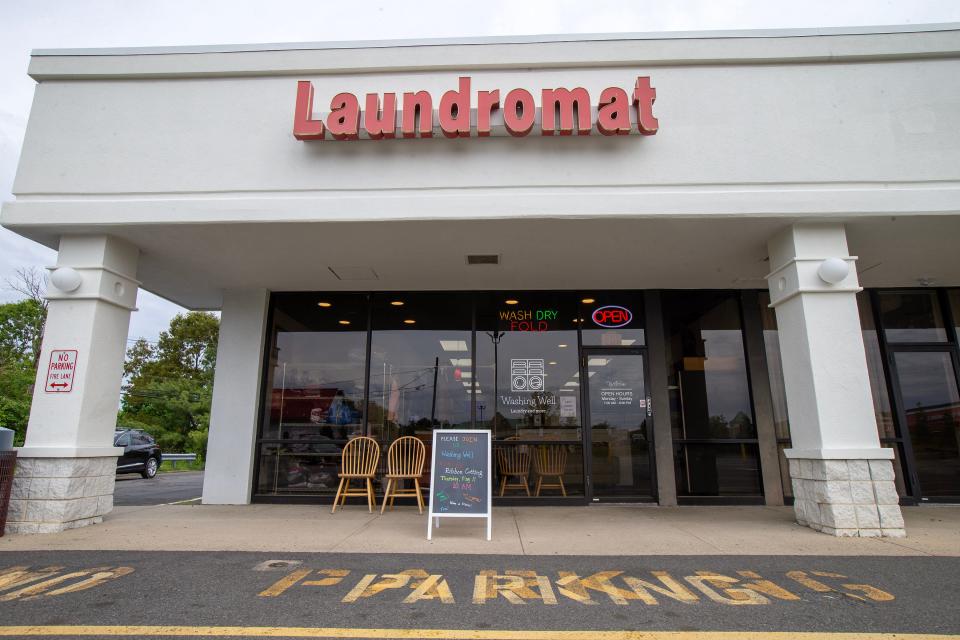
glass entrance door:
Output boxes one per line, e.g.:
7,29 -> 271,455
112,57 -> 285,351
582,348 -> 655,500
890,348 -> 960,500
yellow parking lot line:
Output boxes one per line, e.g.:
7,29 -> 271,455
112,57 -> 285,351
0,627 -> 956,639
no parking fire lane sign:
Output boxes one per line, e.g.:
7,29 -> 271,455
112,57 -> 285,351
44,349 -> 78,393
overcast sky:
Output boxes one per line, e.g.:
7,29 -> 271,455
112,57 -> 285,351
2,0 -> 959,343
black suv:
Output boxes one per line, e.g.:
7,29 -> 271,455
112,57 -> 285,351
114,429 -> 163,479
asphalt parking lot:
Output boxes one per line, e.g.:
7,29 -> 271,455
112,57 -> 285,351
1,550 -> 958,638
112,471 -> 203,506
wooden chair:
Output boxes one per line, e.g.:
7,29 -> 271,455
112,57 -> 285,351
496,438 -> 531,496
381,436 -> 427,514
533,444 -> 568,496
331,436 -> 380,513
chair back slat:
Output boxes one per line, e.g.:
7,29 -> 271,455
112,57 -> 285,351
341,436 -> 380,476
387,436 -> 426,476
497,445 -> 530,475
534,444 -> 568,475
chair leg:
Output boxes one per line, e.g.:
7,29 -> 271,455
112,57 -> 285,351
559,476 -> 567,497
414,478 -> 424,514
535,476 -> 543,497
332,478 -> 345,513
523,476 -> 530,496
499,476 -> 507,497
366,478 -> 374,513
380,478 -> 392,515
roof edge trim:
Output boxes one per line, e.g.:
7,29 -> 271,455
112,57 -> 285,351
30,22 -> 960,57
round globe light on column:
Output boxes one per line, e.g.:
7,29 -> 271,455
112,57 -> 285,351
49,267 -> 83,292
817,257 -> 850,285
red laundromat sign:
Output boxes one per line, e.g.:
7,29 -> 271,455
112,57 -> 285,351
592,306 -> 633,328
293,76 -> 659,140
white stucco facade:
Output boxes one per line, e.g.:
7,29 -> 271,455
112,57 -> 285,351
3,25 -> 960,535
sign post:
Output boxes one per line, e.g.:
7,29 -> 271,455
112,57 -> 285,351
426,429 -> 492,541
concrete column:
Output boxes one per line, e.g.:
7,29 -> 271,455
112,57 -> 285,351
767,224 -> 904,537
202,289 -> 270,505
7,235 -> 139,534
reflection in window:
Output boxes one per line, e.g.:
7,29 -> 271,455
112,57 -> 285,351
664,292 -> 755,441
858,293 -> 897,439
367,294 -> 473,445
758,292 -> 792,498
893,351 -> 960,498
663,291 -> 761,497
878,290 -> 948,343
857,293 -> 908,496
950,289 -> 960,340
257,293 -> 368,495
674,443 -> 762,496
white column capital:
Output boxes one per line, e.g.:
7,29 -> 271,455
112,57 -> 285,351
765,255 -> 862,308
45,236 -> 141,311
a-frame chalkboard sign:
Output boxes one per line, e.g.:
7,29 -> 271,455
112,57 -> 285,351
426,429 -> 492,541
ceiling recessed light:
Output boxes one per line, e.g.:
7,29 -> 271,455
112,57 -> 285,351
318,302 -> 332,308
505,299 -> 519,305
548,361 -> 557,365
390,300 -> 404,306
558,344 -> 568,348
403,319 -> 416,325
338,320 -> 351,325
581,298 -> 595,304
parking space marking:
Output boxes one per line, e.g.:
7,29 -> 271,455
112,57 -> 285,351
257,566 -> 896,606
0,627 -> 956,639
0,566 -> 134,602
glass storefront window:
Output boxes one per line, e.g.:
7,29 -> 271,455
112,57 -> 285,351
663,291 -> 761,497
673,443 -> 763,496
950,289 -> 960,341
476,292 -> 581,436
579,292 -> 645,346
878,290 -> 948,343
476,292 -> 584,498
858,292 -> 898,440
892,351 -> 960,498
664,292 -> 756,441
257,293 -> 368,496
367,293 -> 474,446
758,292 -> 792,498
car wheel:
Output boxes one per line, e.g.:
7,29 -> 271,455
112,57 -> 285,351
141,457 -> 159,479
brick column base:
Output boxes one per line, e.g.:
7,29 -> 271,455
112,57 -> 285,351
5,457 -> 117,534
789,458 -> 905,537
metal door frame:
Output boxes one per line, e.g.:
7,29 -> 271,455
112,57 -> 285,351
579,346 -> 657,503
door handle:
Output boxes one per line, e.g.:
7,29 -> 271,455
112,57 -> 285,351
646,396 -> 652,417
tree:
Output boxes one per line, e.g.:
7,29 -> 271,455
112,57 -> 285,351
4,267 -> 48,369
119,312 -> 220,460
0,269 -> 48,446
0,299 -> 46,367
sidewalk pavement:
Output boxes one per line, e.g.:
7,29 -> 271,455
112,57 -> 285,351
2,503 -> 958,556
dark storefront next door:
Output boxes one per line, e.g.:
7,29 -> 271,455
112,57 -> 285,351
889,347 -> 960,501
581,348 -> 656,501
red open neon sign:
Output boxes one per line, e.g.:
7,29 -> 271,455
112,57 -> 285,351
592,306 -> 632,328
